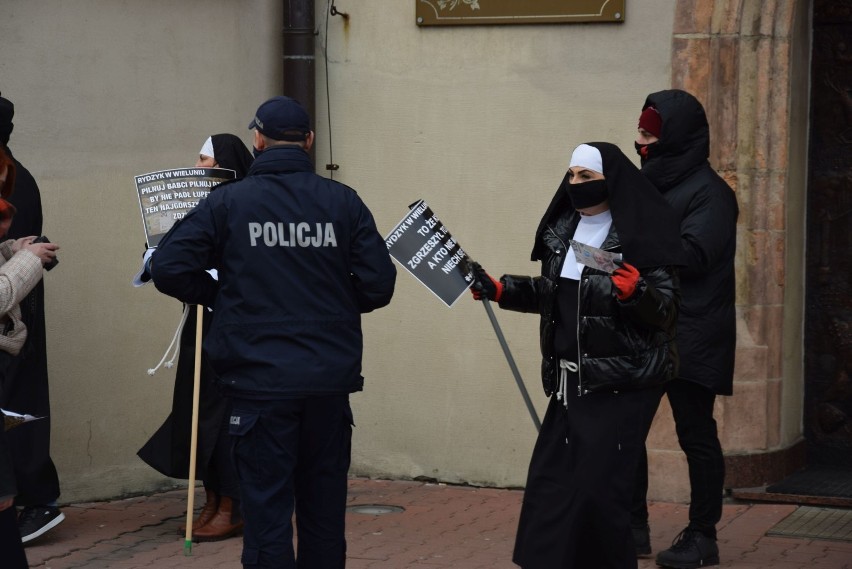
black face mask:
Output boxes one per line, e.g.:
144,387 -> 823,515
566,178 -> 608,209
634,140 -> 659,166
252,146 -> 263,159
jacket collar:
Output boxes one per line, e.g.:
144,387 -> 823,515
248,145 -> 313,175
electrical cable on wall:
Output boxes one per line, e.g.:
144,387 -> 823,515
323,1 -> 347,177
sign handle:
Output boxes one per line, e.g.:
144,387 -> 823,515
183,305 -> 204,555
479,298 -> 542,432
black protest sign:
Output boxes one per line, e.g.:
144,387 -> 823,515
385,200 -> 473,307
135,167 -> 235,247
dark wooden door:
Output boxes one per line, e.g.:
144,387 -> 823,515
804,0 -> 852,468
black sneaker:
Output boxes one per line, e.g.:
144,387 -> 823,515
656,528 -> 719,568
19,505 -> 65,544
632,524 -> 652,557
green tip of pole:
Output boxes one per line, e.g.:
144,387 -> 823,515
184,539 -> 193,556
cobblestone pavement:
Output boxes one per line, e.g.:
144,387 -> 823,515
22,478 -> 852,568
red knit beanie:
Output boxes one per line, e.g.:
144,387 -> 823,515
638,106 -> 662,138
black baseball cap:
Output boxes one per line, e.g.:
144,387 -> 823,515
248,96 -> 310,141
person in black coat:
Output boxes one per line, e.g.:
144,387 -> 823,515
0,147 -> 30,569
0,92 -> 66,545
631,89 -> 739,568
472,142 -> 683,569
137,134 -> 253,542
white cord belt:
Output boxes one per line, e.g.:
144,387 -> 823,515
147,304 -> 190,376
557,359 -> 579,408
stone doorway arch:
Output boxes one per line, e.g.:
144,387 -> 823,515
647,0 -> 813,499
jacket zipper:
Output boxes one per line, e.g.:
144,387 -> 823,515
554,225 -> 620,397
576,266 -> 584,397
548,225 -> 585,397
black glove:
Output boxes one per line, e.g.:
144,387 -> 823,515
470,262 -> 503,302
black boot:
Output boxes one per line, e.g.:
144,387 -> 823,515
656,528 -> 719,568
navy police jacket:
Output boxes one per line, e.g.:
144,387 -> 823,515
151,146 -> 396,398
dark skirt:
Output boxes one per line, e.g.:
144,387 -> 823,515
513,383 -> 663,569
137,307 -> 230,486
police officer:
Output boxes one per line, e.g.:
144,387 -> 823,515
151,96 -> 396,569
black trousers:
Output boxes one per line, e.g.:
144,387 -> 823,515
0,505 -> 27,568
513,385 -> 663,569
631,379 -> 725,538
229,395 -> 353,569
0,352 -> 30,568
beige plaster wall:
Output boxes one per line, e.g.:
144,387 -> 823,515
3,0 -> 683,503
0,0 -> 283,502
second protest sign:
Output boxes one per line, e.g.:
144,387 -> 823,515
385,200 -> 473,307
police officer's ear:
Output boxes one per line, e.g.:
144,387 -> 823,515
304,131 -> 315,152
253,129 -> 266,152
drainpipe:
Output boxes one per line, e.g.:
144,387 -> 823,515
282,0 -> 315,164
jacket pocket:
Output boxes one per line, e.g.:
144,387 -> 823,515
228,410 -> 259,436
228,410 -> 261,482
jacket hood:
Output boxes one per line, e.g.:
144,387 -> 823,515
640,89 -> 710,192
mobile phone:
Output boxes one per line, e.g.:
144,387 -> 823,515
32,235 -> 59,271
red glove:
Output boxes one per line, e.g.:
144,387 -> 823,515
470,263 -> 503,302
611,261 -> 640,300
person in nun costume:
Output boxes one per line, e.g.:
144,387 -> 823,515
471,142 -> 683,568
136,133 -> 252,542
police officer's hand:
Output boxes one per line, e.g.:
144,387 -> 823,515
470,262 -> 503,302
611,259 -> 640,300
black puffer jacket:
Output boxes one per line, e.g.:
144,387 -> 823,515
640,90 -> 739,395
497,209 -> 680,396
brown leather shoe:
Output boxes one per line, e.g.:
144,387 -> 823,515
192,496 -> 243,542
178,489 -> 219,534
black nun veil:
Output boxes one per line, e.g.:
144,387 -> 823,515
210,134 -> 253,178
533,141 -> 684,269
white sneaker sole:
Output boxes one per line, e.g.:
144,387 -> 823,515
21,511 -> 66,543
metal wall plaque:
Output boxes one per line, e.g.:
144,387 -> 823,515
416,0 -> 625,26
